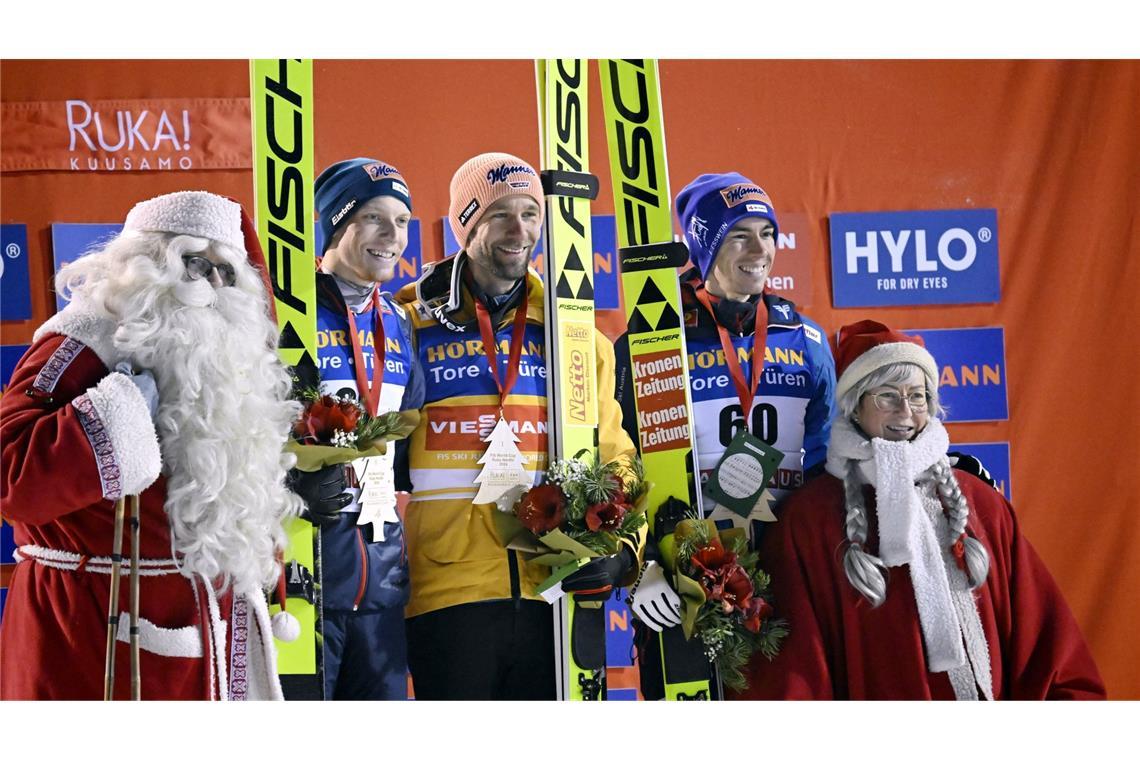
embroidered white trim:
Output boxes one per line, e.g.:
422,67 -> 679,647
228,596 -> 250,701
83,371 -> 162,497
14,545 -> 180,575
116,615 -> 203,658
243,590 -> 285,701
32,336 -> 85,395
204,579 -> 230,701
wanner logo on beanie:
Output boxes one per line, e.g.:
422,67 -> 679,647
486,163 -> 537,186
719,183 -> 772,208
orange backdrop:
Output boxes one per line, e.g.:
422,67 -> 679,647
2,59 -> 1137,698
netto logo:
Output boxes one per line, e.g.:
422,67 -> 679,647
331,199 -> 357,226
365,162 -> 402,181
458,199 -> 480,227
720,184 -> 770,208
487,163 -> 537,185
568,348 -> 589,422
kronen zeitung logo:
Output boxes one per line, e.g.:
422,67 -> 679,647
66,100 -> 194,171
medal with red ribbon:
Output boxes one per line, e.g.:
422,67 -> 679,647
693,287 -> 785,520
471,285 -> 534,509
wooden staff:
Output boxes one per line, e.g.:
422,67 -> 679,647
129,493 -> 141,700
103,496 -> 126,700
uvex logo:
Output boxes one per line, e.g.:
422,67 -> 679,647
486,163 -> 537,185
567,348 -> 589,422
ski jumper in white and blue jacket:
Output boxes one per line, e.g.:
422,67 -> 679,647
308,270 -> 424,699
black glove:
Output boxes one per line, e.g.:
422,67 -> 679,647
562,546 -> 635,601
948,451 -> 998,490
287,465 -> 352,526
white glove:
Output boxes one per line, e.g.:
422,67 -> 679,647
629,560 -> 682,632
115,362 -> 159,421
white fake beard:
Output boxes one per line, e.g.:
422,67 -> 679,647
112,253 -> 303,595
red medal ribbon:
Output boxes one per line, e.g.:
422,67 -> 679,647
474,284 -> 530,410
346,289 -> 386,416
693,287 -> 769,414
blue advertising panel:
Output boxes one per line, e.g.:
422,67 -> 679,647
1,344 -> 31,394
315,219 -> 423,295
950,441 -> 1013,502
1,224 -> 32,321
829,209 -> 999,307
903,327 -> 1009,422
440,215 -> 620,310
51,223 -> 122,311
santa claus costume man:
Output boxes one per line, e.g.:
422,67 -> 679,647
1,191 -> 302,700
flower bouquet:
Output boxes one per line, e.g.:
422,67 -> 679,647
492,452 -> 650,571
287,388 -> 420,471
655,500 -> 787,692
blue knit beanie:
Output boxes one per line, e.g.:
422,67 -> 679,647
314,158 -> 412,253
675,172 -> 779,280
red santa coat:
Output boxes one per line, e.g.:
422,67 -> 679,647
732,472 -> 1105,700
1,309 -> 282,700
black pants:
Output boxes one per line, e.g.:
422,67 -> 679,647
406,600 -> 555,700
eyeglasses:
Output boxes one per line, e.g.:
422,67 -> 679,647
182,254 -> 236,287
867,389 -> 929,412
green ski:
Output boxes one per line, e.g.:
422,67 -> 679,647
599,58 -> 720,700
249,58 -> 323,700
535,58 -> 608,701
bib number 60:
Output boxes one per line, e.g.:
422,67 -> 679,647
719,403 -> 779,446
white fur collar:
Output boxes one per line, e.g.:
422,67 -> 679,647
34,301 -> 123,370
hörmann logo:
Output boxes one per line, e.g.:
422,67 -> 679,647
259,60 -> 309,317
605,59 -> 660,245
487,163 -> 537,185
365,162 -> 401,181
331,199 -> 357,226
720,184 -> 770,208
568,348 -> 589,422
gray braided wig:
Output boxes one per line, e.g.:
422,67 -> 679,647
837,363 -> 990,607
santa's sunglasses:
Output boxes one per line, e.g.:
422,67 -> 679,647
181,254 -> 236,287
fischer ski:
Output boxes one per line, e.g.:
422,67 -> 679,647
599,58 -> 721,700
249,58 -> 324,700
535,58 -> 608,701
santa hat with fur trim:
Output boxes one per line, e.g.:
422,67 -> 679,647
834,319 -> 939,401
123,190 -> 276,319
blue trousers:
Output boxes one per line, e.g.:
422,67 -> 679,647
322,606 -> 408,700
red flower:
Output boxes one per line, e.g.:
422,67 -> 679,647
742,596 -> 773,633
605,475 -> 629,506
516,485 -> 566,535
294,395 -> 360,443
690,538 -> 757,614
722,565 -> 755,614
585,500 -> 628,532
